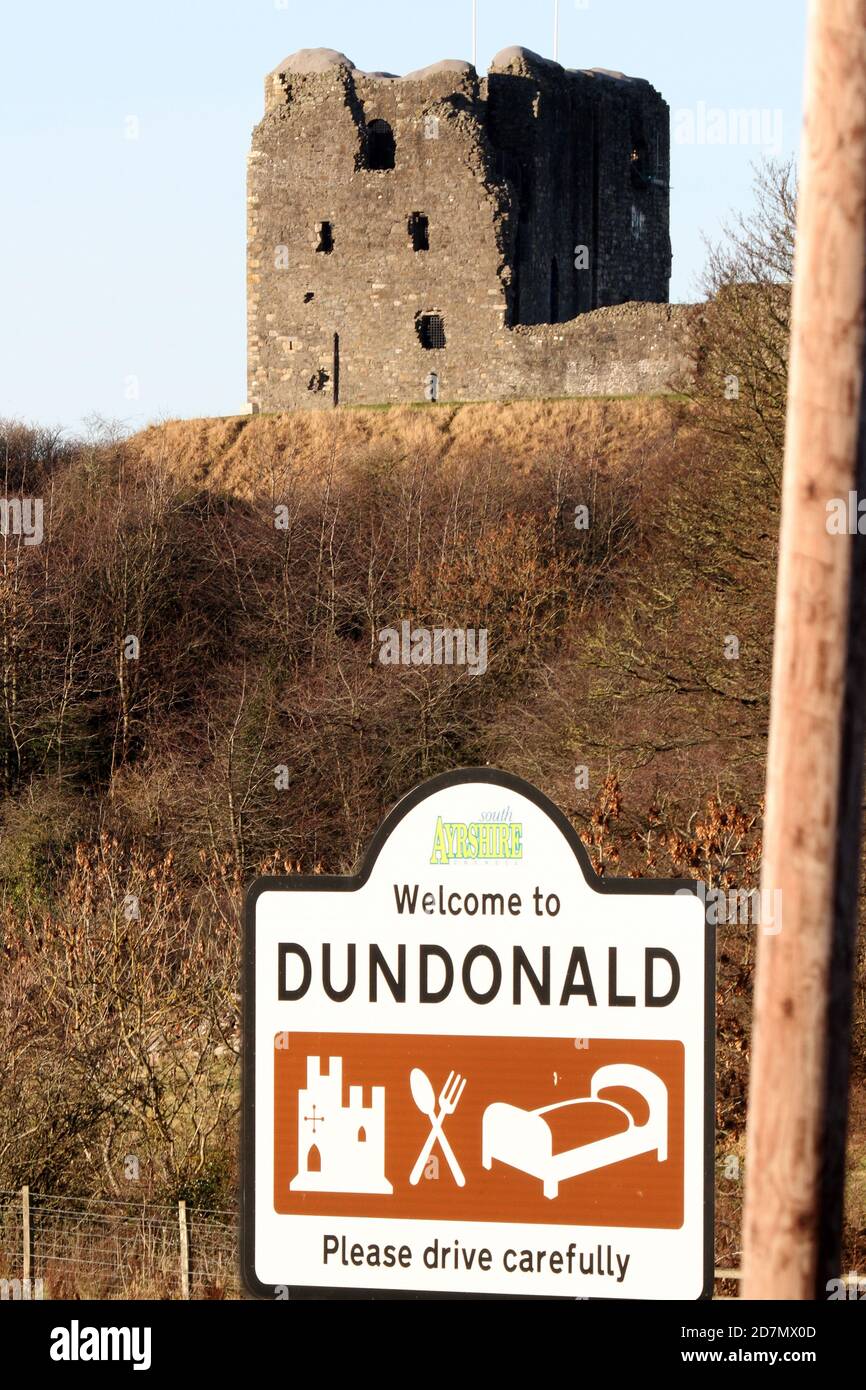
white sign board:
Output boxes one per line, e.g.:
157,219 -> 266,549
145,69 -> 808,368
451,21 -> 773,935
243,769 -> 713,1300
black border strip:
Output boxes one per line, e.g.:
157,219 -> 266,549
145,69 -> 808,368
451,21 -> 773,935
241,766 -> 715,1301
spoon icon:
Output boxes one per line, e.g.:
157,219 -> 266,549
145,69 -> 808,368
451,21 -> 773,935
409,1067 -> 466,1186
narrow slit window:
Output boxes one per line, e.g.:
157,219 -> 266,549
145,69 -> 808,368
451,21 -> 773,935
408,212 -> 429,252
316,221 -> 334,254
417,313 -> 446,350
630,125 -> 650,189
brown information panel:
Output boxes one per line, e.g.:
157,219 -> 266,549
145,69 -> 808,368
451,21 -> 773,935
274,1033 -> 684,1229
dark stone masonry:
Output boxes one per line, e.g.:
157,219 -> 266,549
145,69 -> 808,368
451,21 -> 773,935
247,46 -> 693,412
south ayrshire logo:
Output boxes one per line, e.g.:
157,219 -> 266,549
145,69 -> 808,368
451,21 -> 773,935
430,809 -> 523,865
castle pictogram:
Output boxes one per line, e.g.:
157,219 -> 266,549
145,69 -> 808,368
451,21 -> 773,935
290,1055 -> 393,1195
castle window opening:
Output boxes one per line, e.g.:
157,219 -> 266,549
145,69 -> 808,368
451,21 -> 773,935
366,119 -> 396,171
316,221 -> 334,254
307,1144 -> 322,1172
417,313 -> 446,350
304,291 -> 315,303
409,212 -> 430,252
308,368 -> 330,393
357,1127 -> 367,1143
630,123 -> 650,190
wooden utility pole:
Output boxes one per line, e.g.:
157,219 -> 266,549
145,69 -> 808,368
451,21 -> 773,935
742,0 -> 866,1299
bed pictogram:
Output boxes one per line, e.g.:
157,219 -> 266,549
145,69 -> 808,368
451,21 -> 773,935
481,1063 -> 668,1200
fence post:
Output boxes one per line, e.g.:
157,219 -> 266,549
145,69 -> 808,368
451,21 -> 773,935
21,1186 -> 31,1286
178,1200 -> 190,1300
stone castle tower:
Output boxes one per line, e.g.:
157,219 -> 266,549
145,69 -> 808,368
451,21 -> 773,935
247,46 -> 684,412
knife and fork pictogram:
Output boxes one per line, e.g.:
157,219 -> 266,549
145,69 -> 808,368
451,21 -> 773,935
409,1068 -> 467,1186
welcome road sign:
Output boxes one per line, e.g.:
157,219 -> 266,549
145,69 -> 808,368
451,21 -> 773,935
243,769 -> 714,1300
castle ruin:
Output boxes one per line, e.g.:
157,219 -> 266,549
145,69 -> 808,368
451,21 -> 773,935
247,46 -> 691,411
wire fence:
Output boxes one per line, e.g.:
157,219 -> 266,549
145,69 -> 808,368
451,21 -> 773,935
0,1188 -> 240,1300
1,1186 -> 794,1301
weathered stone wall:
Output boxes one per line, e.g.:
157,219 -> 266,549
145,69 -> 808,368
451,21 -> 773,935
484,49 -> 671,324
508,303 -> 695,398
247,47 -> 682,412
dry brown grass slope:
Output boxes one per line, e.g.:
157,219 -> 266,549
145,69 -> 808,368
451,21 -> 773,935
133,397 -> 683,497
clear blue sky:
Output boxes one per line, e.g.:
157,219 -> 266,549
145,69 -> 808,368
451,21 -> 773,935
0,0 -> 806,433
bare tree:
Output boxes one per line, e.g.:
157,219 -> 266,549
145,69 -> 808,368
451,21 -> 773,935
690,158 -> 797,490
